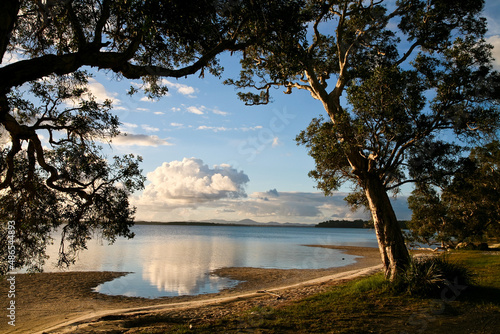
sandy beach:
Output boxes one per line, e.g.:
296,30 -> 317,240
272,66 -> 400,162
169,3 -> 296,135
1,245 -> 383,333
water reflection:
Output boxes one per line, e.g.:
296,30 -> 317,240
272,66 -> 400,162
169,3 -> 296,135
44,226 -> 377,298
139,237 -> 240,295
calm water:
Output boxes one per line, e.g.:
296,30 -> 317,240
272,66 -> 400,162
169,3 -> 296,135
43,225 -> 378,298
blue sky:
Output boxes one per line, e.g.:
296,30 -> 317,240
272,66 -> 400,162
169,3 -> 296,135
63,2 -> 500,224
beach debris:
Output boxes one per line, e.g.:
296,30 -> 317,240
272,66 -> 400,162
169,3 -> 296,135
257,290 -> 284,300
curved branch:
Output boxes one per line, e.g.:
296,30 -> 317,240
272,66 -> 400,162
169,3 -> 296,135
0,37 -> 246,90
30,134 -> 90,199
394,40 -> 421,67
1,109 -> 92,197
308,3 -> 331,54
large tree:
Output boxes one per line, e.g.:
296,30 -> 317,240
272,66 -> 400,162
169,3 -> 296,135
407,141 -> 500,248
228,0 -> 500,279
0,0 -> 302,273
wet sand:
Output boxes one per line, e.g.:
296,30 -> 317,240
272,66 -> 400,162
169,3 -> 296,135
0,245 -> 382,333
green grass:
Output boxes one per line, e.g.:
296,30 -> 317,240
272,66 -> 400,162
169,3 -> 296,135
130,251 -> 500,334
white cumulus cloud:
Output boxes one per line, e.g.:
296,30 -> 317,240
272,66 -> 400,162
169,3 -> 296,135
140,158 -> 249,206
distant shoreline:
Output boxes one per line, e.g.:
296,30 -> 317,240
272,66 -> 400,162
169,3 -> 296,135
133,220 -> 387,228
133,221 -> 313,227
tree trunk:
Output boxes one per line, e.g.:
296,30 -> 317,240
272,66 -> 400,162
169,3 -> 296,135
364,174 -> 410,281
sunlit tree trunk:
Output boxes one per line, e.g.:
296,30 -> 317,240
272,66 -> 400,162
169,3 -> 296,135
363,174 -> 410,280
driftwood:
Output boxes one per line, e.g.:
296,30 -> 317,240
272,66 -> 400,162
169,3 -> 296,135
257,290 -> 284,300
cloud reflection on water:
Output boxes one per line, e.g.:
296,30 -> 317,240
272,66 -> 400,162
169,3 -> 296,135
44,225 -> 377,298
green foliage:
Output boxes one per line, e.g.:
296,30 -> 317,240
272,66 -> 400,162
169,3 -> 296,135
408,141 -> 500,247
230,0 -> 500,200
315,219 -> 369,228
0,1 -> 302,273
0,73 -> 145,274
393,255 -> 475,297
295,117 -> 353,195
228,0 -> 500,279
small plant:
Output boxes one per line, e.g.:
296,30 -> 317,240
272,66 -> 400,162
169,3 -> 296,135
394,255 -> 474,297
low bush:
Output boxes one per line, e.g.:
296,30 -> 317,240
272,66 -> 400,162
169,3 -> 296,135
394,255 -> 475,297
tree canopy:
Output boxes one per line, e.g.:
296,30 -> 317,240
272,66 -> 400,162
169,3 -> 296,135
228,0 -> 500,279
0,0 -> 303,273
407,141 -> 500,248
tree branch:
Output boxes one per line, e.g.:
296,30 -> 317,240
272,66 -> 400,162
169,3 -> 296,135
394,40 -> 421,67
30,133 -> 90,199
0,0 -> 19,63
0,37 -> 246,91
92,0 -> 111,48
65,0 -> 87,50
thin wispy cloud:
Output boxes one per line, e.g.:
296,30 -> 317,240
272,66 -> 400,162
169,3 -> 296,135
161,79 -> 197,97
197,125 -> 229,132
141,124 -> 160,132
120,122 -> 139,132
140,96 -> 155,103
212,108 -> 229,116
241,125 -> 263,131
195,124 -> 265,132
186,106 -> 205,115
111,134 -> 173,147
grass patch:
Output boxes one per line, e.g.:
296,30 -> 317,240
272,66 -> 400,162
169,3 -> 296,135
136,251 -> 500,333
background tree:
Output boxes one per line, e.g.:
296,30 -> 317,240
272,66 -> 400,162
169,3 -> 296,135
228,0 -> 500,279
407,141 -> 500,248
0,0 -> 302,273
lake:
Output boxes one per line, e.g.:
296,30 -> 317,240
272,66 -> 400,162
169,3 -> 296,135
43,225 -> 379,298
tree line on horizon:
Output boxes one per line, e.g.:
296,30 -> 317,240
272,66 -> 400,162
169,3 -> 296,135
315,219 -> 409,229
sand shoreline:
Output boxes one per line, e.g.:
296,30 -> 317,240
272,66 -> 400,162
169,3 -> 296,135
0,245 -> 382,333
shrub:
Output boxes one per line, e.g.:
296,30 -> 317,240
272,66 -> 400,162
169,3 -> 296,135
394,255 -> 474,297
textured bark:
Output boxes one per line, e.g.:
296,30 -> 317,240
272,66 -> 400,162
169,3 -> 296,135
364,174 -> 410,280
